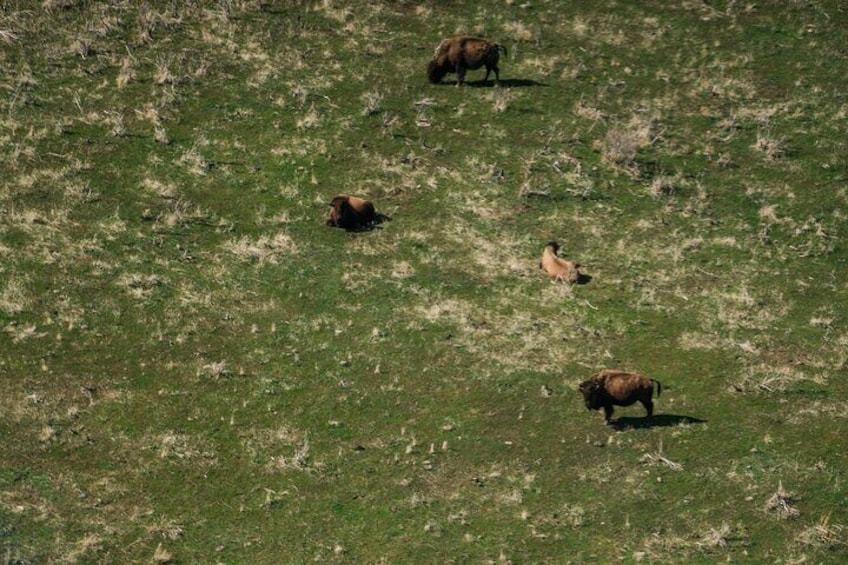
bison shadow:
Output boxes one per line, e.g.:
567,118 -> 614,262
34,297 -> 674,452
437,78 -> 548,88
610,414 -> 706,431
576,273 -> 593,285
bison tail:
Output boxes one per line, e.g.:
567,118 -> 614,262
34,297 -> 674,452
653,379 -> 663,397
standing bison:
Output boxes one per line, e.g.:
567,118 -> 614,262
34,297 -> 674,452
578,370 -> 662,424
428,36 -> 506,85
326,195 -> 377,231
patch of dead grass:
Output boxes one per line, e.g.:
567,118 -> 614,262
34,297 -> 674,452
765,481 -> 800,520
796,513 -> 846,550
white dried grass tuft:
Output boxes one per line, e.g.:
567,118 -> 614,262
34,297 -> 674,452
796,513 -> 846,549
503,20 -> 534,42
117,273 -> 167,300
765,481 -> 800,520
696,523 -> 731,551
223,233 -> 297,264
0,279 -> 31,315
153,543 -> 173,563
0,29 -> 19,45
599,113 -> 658,172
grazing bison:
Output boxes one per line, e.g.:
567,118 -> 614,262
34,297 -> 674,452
539,241 -> 581,283
326,195 -> 377,231
428,36 -> 506,85
578,370 -> 662,424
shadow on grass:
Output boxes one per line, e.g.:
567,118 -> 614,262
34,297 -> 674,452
611,414 -> 707,431
473,78 -> 548,88
436,78 -> 549,88
577,273 -> 593,285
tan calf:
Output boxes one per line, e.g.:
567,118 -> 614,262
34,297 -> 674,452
539,241 -> 580,283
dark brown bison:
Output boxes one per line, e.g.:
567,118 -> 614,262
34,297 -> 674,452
427,36 -> 506,85
326,195 -> 376,231
539,241 -> 580,283
578,370 -> 662,424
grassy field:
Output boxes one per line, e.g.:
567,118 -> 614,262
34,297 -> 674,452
1,0 -> 847,562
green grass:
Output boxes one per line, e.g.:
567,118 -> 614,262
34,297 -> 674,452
1,0 -> 847,562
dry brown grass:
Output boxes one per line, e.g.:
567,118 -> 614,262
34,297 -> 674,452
765,481 -> 801,520
796,513 -> 847,550
597,113 -> 659,175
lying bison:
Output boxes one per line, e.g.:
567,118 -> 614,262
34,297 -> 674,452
579,370 -> 662,424
539,241 -> 581,283
428,36 -> 507,85
326,195 -> 377,231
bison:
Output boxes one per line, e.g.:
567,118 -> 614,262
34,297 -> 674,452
539,241 -> 581,283
578,370 -> 662,424
427,36 -> 507,85
326,195 -> 377,231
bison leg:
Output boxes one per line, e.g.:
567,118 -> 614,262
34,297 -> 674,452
485,64 -> 500,85
641,398 -> 654,418
603,404 -> 615,424
456,64 -> 466,86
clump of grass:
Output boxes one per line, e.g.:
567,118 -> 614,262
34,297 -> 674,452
223,233 -> 297,264
0,279 -> 31,315
118,273 -> 167,300
797,513 -> 846,550
200,361 -> 231,379
598,114 -> 658,175
491,88 -> 513,113
178,137 -> 211,176
296,103 -> 322,129
360,89 -> 383,116
752,128 -> 788,161
558,504 -> 587,528
5,323 -> 47,344
639,451 -> 683,471
156,199 -> 220,228
152,543 -> 174,564
157,431 -> 216,462
42,0 -> 82,10
574,99 -> 606,123
0,29 -> 19,45
136,104 -> 170,144
269,436 -> 313,472
65,534 -> 103,563
648,173 -> 686,198
72,36 -> 94,59
148,518 -> 185,542
116,56 -> 136,89
503,20 -> 535,42
102,111 -> 127,137
154,55 -> 179,85
732,363 -> 819,394
765,482 -> 800,520
695,523 -> 732,552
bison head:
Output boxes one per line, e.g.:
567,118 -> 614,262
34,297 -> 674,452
578,379 -> 604,411
427,59 -> 449,84
326,197 -> 352,227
